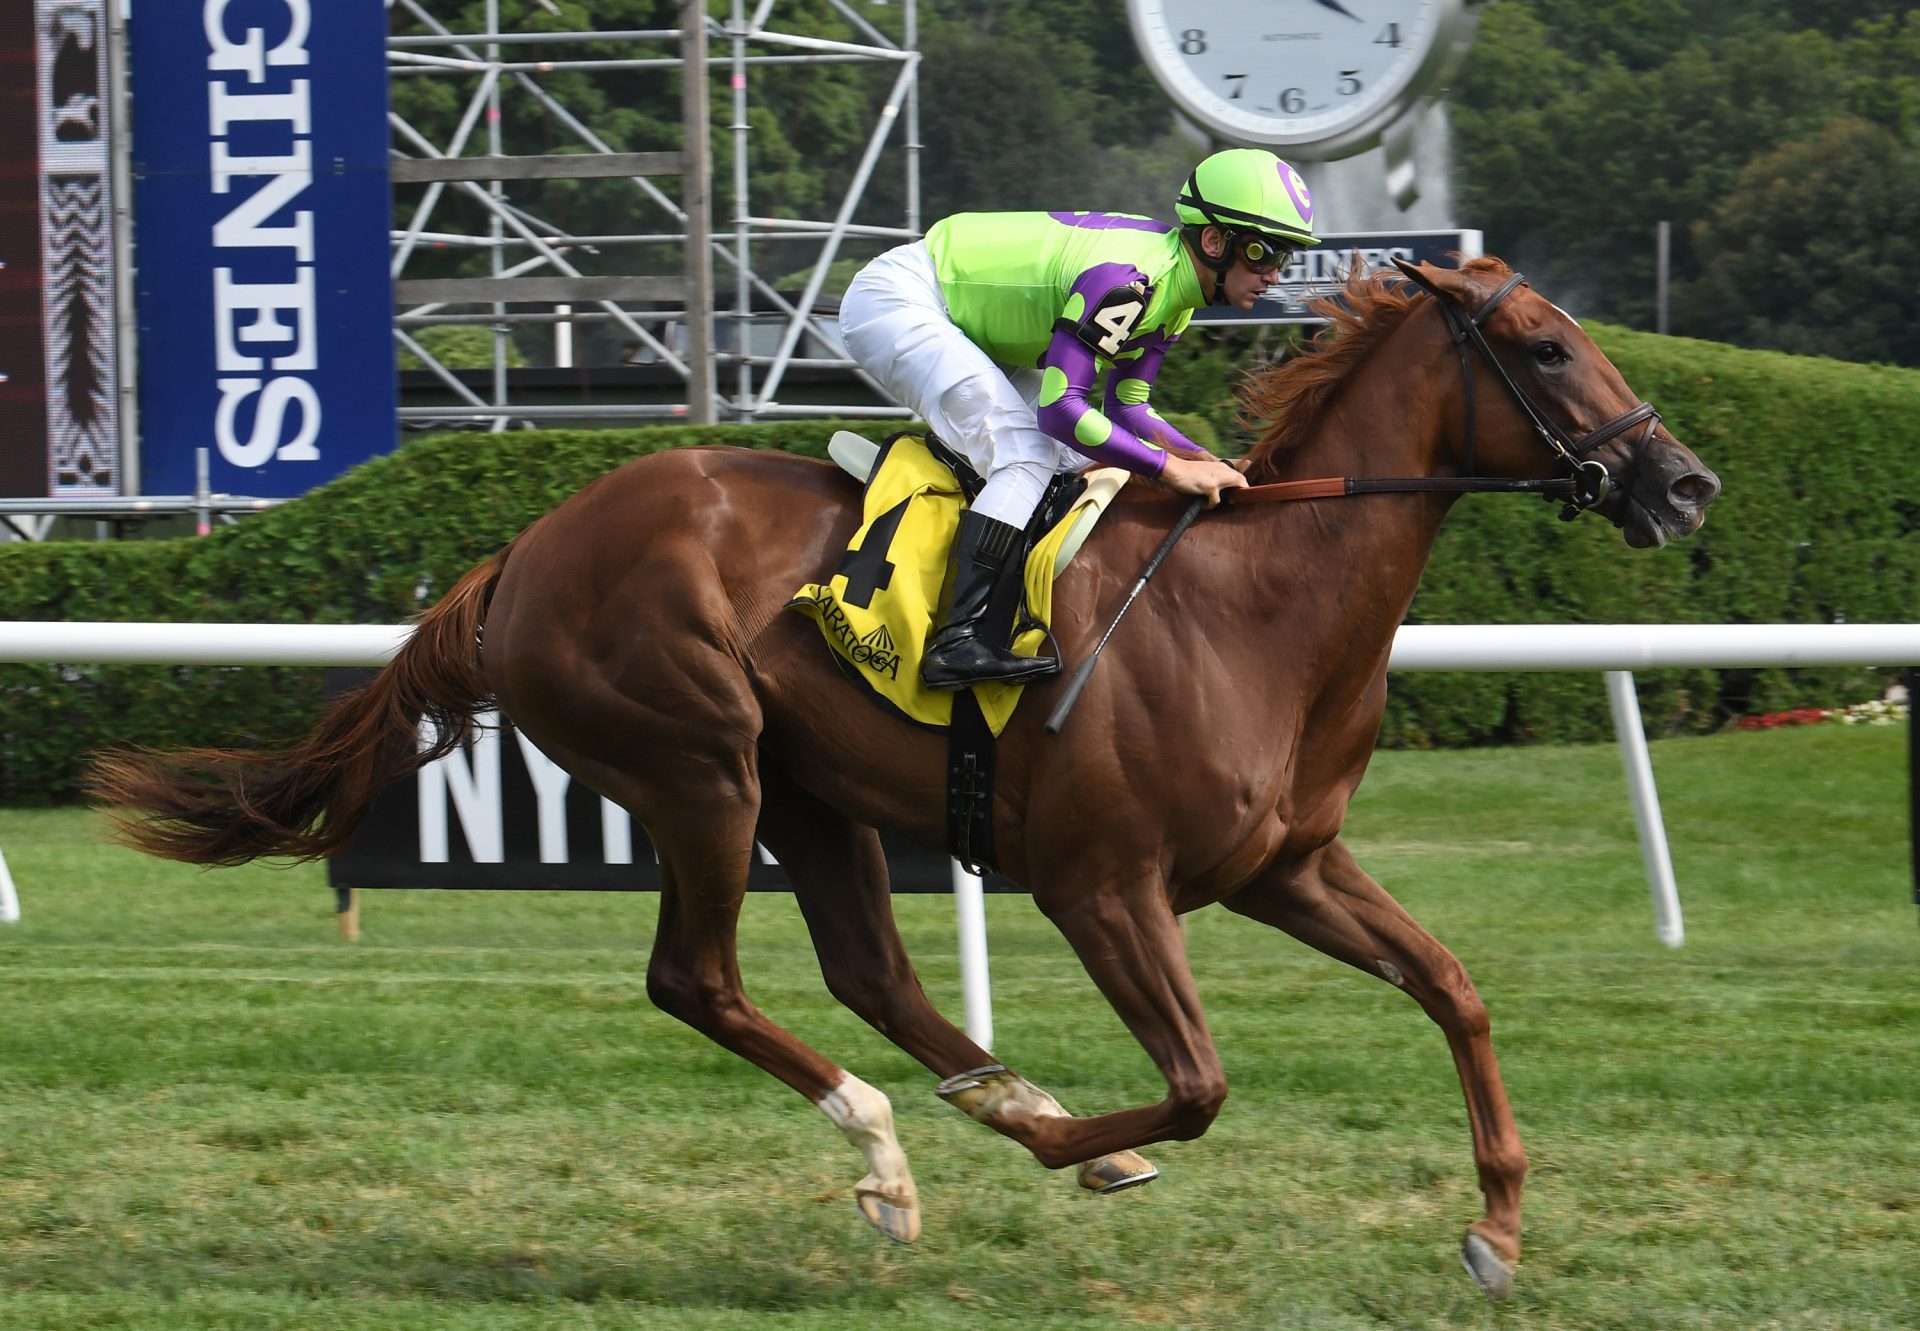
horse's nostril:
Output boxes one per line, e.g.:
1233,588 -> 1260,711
1669,471 -> 1721,508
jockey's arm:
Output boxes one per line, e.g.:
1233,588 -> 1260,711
1034,263 -> 1179,476
1035,268 -> 1247,505
1103,328 -> 1208,459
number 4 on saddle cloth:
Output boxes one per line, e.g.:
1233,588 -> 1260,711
788,431 -> 1128,737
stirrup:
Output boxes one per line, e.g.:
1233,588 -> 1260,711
922,660 -> 1061,691
921,636 -> 1059,691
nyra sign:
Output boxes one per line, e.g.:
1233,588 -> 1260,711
328,700 -> 990,895
130,0 -> 395,498
326,709 -> 791,892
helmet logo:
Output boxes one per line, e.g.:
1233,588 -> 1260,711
1279,162 -> 1313,226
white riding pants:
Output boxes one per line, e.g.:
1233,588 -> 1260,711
839,241 -> 1084,528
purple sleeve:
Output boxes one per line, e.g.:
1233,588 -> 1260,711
1033,262 -> 1172,476
1103,329 -> 1204,457
1036,334 -> 1171,476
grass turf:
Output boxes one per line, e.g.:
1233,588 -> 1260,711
0,723 -> 1912,1329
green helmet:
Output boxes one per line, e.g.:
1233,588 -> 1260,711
1175,148 -> 1318,248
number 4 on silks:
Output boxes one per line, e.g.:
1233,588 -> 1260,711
1076,282 -> 1149,357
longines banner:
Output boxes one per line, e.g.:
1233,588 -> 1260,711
0,0 -> 123,499
1193,229 -> 1485,326
326,675 -> 1016,895
130,0 -> 394,499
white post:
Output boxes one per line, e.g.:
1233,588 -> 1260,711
950,859 -> 993,1049
0,846 -> 19,923
1604,671 -> 1684,947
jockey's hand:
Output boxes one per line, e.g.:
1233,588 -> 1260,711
1158,454 -> 1251,508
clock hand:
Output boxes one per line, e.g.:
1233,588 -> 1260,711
1313,0 -> 1366,21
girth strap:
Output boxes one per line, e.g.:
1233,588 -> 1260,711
939,469 -> 1084,874
947,689 -> 997,875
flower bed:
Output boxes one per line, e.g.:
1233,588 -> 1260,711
1735,694 -> 1911,730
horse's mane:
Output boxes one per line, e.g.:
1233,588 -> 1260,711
1237,256 -> 1515,483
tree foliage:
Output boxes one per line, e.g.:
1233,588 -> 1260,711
1453,3 -> 1920,364
907,0 -> 1184,220
386,2 -> 1919,370
1678,117 -> 1920,365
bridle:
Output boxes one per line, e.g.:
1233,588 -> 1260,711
1232,267 -> 1663,523
1427,269 -> 1660,521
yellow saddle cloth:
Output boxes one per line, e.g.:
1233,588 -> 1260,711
788,434 -> 1123,736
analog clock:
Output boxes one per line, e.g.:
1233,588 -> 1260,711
1126,0 -> 1481,162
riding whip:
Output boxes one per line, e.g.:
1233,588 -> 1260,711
1044,494 -> 1208,736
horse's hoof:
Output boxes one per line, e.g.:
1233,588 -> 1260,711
934,1064 -> 1015,1123
856,1183 -> 921,1244
1076,1150 -> 1159,1194
1460,1231 -> 1515,1301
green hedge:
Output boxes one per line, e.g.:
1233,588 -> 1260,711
1,330 -> 1915,800
0,422 -> 844,801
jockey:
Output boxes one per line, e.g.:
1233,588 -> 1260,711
838,147 -> 1319,691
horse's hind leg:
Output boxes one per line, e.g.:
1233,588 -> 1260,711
1224,836 -> 1528,1301
753,767 -> 1157,1194
576,752 -> 923,1243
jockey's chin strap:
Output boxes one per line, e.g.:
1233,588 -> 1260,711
1182,225 -> 1236,307
1231,271 -> 1663,520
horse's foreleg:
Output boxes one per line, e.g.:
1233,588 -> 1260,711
1224,836 -> 1527,1301
958,885 -> 1228,1170
753,769 -> 1157,1194
633,781 -> 921,1244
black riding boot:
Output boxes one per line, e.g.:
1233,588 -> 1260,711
921,510 -> 1060,691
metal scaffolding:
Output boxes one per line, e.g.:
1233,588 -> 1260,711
6,0 -> 916,541
388,0 -> 922,430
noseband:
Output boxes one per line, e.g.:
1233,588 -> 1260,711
1433,271 -> 1661,521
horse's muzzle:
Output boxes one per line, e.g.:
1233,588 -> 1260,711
1615,440 -> 1721,549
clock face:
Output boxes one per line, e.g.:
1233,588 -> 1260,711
1129,0 -> 1444,153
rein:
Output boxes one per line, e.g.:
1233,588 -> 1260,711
1231,270 -> 1663,520
1229,474 -> 1576,504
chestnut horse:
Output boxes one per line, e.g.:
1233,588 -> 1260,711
93,258 -> 1719,1299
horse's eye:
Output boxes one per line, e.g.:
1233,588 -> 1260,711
1534,341 -> 1567,366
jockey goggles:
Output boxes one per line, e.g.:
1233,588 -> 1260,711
1232,231 -> 1296,274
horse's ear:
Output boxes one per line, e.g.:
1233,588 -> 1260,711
1390,257 -> 1465,304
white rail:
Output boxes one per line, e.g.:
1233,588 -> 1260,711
1,622 -> 1911,1037
1389,623 -> 1920,671
1,620 -> 1916,669
0,622 -> 411,666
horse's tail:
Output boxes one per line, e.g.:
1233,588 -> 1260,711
89,541 -> 517,867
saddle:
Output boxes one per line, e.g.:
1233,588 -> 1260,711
789,431 -> 1126,737
788,432 -> 1128,872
